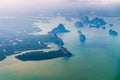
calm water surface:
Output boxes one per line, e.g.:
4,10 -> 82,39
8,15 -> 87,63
0,17 -> 120,80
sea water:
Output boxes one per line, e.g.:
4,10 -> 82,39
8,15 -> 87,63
0,16 -> 120,80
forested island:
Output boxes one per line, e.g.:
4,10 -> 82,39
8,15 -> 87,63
0,24 -> 72,61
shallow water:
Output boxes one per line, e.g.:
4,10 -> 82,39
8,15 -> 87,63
0,16 -> 120,80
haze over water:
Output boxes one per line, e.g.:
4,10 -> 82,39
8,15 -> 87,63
0,0 -> 120,80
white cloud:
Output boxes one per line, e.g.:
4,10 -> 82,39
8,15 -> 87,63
0,0 -> 119,15
0,0 -> 119,9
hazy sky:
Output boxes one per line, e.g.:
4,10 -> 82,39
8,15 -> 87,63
0,0 -> 120,16
0,0 -> 119,8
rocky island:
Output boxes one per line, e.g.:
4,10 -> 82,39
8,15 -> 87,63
89,17 -> 107,28
49,24 -> 70,34
78,30 -> 86,43
109,29 -> 118,36
75,16 -> 107,29
75,21 -> 84,28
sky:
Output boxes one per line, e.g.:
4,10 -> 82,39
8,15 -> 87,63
0,0 -> 120,16
0,0 -> 120,8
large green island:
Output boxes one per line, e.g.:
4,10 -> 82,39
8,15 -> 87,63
0,24 -> 72,61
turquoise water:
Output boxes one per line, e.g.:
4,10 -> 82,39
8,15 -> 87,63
57,21 -> 120,80
0,17 -> 120,80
